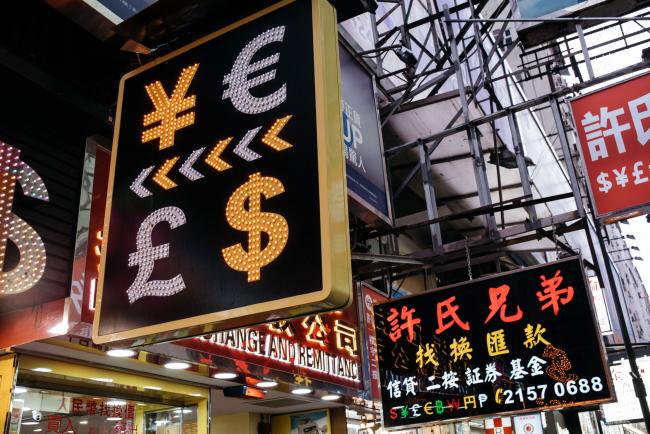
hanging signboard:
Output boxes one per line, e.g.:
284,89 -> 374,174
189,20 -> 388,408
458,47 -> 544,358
93,0 -> 351,345
177,308 -> 361,387
570,72 -> 650,221
373,257 -> 613,428
339,44 -> 392,226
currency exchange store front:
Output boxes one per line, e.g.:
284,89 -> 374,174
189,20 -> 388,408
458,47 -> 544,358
8,355 -> 209,434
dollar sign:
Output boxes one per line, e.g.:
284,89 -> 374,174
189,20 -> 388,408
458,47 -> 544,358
222,172 -> 289,282
597,172 -> 612,193
0,142 -> 49,296
222,26 -> 287,114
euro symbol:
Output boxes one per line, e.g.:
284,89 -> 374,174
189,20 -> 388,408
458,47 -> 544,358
126,206 -> 187,304
222,26 -> 287,114
222,172 -> 288,282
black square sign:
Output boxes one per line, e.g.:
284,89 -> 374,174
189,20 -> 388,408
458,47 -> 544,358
93,0 -> 351,345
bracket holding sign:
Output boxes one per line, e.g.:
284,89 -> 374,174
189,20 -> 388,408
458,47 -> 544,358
93,0 -> 351,346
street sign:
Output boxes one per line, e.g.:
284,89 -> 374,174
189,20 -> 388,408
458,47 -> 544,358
570,72 -> 650,220
373,257 -> 613,428
93,0 -> 351,345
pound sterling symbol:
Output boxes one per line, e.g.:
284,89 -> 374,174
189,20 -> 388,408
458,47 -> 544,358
127,206 -> 187,304
222,172 -> 289,282
222,26 -> 287,114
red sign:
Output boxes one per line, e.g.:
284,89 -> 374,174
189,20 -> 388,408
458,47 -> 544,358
360,284 -> 387,400
176,308 -> 361,387
570,72 -> 650,218
485,417 -> 512,434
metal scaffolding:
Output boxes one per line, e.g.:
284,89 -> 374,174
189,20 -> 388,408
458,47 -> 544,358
341,0 -> 650,285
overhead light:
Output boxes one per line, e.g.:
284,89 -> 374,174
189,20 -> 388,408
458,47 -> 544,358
256,380 -> 278,388
79,421 -> 88,425
321,394 -> 341,401
91,378 -> 114,383
106,400 -> 126,406
173,409 -> 192,414
291,387 -> 312,395
33,429 -> 43,432
143,386 -> 162,391
22,421 -> 38,426
32,367 -> 52,373
106,417 -> 122,421
190,393 -> 202,397
213,372 -> 238,380
106,349 -> 136,358
14,386 -> 27,394
164,361 -> 190,370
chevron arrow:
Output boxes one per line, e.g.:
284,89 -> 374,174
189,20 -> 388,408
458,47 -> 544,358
233,126 -> 262,162
262,115 -> 293,151
130,166 -> 154,198
205,138 -> 233,172
152,156 -> 180,190
179,147 -> 205,180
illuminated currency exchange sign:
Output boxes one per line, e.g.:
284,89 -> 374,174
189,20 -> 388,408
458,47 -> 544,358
93,0 -> 350,345
372,258 -> 612,428
570,72 -> 650,219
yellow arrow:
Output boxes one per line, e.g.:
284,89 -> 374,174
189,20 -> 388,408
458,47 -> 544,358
262,115 -> 293,151
152,156 -> 180,189
205,137 -> 233,172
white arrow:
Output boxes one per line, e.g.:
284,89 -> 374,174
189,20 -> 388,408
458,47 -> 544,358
179,147 -> 205,181
232,126 -> 262,162
130,166 -> 154,198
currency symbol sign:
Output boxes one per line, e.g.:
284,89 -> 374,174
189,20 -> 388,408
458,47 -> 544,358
126,206 -> 187,304
222,26 -> 287,114
0,142 -> 49,296
142,63 -> 199,150
222,172 -> 289,282
597,172 -> 612,193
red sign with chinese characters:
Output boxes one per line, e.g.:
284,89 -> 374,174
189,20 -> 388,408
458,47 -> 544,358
570,72 -> 650,218
176,307 -> 361,387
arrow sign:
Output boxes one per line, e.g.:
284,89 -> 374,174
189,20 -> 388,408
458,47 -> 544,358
153,156 -> 180,190
130,166 -> 155,198
262,115 -> 293,151
233,127 -> 262,162
205,138 -> 233,172
179,147 -> 206,180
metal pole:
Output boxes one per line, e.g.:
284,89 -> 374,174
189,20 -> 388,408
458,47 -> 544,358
550,96 -> 585,218
507,111 -> 538,225
576,23 -> 596,80
418,141 -> 443,253
444,5 -> 497,237
592,218 -> 650,432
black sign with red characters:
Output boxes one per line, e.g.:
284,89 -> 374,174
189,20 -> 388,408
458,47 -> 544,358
372,257 -> 612,428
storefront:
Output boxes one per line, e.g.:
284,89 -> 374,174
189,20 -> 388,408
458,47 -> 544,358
6,352 -> 209,434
